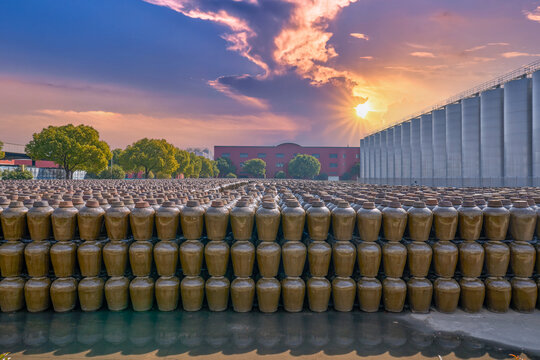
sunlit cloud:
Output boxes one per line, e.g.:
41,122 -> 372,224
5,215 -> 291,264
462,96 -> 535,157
405,43 -> 430,49
410,51 -> 436,58
501,51 -> 540,58
350,33 -> 369,40
208,77 -> 269,109
359,56 -> 373,60
525,6 -> 540,23
465,42 -> 509,52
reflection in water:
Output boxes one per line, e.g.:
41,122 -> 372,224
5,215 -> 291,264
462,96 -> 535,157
0,310 -> 536,359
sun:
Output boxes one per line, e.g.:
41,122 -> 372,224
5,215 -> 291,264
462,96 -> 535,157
355,102 -> 370,118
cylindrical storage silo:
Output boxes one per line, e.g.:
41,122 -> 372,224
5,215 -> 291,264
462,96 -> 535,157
446,102 -> 462,187
410,118 -> 422,185
387,127 -> 395,185
380,130 -> 388,184
481,87 -> 504,187
432,109 -> 447,187
420,114 -> 433,186
504,77 -> 532,187
393,125 -> 402,185
462,96 -> 481,187
401,122 -> 411,185
369,135 -> 375,184
374,133 -> 381,182
532,70 -> 540,186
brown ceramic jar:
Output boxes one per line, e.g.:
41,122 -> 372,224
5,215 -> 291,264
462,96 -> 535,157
459,241 -> 484,278
103,240 -> 128,276
307,276 -> 331,312
154,240 -> 178,277
155,276 -> 179,311
130,202 -> 155,241
181,275 -> 204,311
332,201 -> 356,241
485,277 -> 511,313
510,241 -> 536,278
281,201 -> 305,241
382,242 -> 407,278
181,200 -> 205,240
357,202 -> 382,242
332,277 -> 356,312
357,277 -> 381,312
308,241 -> 331,277
256,242 -> 281,278
511,277 -> 537,313
155,201 -> 180,241
483,200 -> 509,241
484,241 -> 510,277
459,277 -> 485,313
509,201 -> 536,241
105,201 -> 130,240
205,200 -> 229,241
458,201 -> 483,241
382,277 -> 406,312
281,277 -> 305,312
332,241 -> 356,277
231,277 -> 255,312
130,276 -> 154,311
432,201 -> 458,241
205,276 -> 230,311
51,201 -> 78,241
24,277 -> 51,312
282,240 -> 306,277
105,276 -> 129,311
205,241 -> 229,277
256,202 -> 280,241
230,201 -> 255,241
50,241 -> 77,277
407,241 -> 432,277
407,202 -> 433,242
78,277 -> 104,312
231,240 -> 255,277
357,242 -> 381,277
50,277 -> 78,312
179,240 -> 204,276
306,201 -> 331,241
27,201 -> 53,241
407,277 -> 433,314
433,278 -> 460,313
1,201 -> 28,241
129,240 -> 153,277
432,241 -> 458,278
256,277 -> 281,313
0,241 -> 25,277
24,241 -> 50,277
77,241 -> 102,277
382,202 -> 407,241
0,277 -> 25,312
77,199 -> 105,241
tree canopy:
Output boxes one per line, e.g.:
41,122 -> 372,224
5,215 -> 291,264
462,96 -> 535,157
274,171 -> 286,179
118,138 -> 178,178
216,157 -> 236,177
3,168 -> 34,180
25,124 -> 111,179
173,149 -> 191,177
287,154 -> 321,179
0,140 -> 4,159
200,157 -> 217,178
187,153 -> 202,178
243,158 -> 266,178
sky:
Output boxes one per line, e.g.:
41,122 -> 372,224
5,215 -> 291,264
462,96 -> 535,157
1,0 -> 540,150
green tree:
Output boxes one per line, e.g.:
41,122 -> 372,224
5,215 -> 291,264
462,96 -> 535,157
111,148 -> 123,165
100,165 -> 125,179
3,168 -> 34,180
199,157 -> 216,178
216,157 -> 236,177
315,172 -> 328,180
225,172 -> 237,178
274,171 -> 286,179
212,160 -> 220,178
187,153 -> 202,178
288,154 -> 321,179
0,140 -> 5,159
119,138 -> 178,178
173,149 -> 191,177
243,158 -> 266,178
25,124 -> 111,179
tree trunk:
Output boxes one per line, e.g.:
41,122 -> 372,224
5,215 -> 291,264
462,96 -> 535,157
145,168 -> 149,179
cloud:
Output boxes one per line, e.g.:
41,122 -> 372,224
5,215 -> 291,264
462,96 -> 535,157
405,43 -> 430,49
501,51 -> 540,58
525,6 -> 540,23
465,42 -> 509,52
208,77 -> 268,109
359,56 -> 373,60
410,51 -> 436,58
350,33 -> 369,40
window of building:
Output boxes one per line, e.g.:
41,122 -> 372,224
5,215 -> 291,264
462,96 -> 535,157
330,163 -> 338,168
240,153 -> 248,158
276,163 -> 284,168
257,153 -> 266,158
329,153 -> 338,158
312,153 -> 320,159
222,153 -> 230,157
343,154 -> 346,158
329,171 -> 338,175
356,154 -> 359,158
276,153 -> 284,158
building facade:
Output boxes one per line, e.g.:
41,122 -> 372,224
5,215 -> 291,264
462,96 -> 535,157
214,143 -> 360,179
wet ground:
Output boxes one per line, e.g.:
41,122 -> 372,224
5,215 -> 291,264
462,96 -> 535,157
1,309 -> 538,359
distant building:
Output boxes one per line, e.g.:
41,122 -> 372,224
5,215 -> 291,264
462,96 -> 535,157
214,143 -> 360,179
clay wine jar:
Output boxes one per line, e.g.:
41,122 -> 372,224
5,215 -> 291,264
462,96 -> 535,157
152,240 -> 177,277
179,240 -> 204,276
357,242 -> 381,277
24,277 -> 51,312
332,201 -> 356,241
231,240 -> 255,277
103,240 -> 128,276
308,240 -> 331,277
510,241 -> 536,278
458,241 -> 484,278
51,201 -> 78,241
407,241 -> 432,277
1,201 -> 28,240
231,277 -> 255,312
382,201 -> 407,241
77,241 -> 102,277
407,201 -> 433,241
382,277 -> 406,312
181,275 -> 204,311
432,240 -> 458,278
256,201 -> 280,241
357,277 -> 382,312
230,200 -> 255,241
432,201 -> 458,241
77,199 -> 105,241
78,277 -> 104,312
0,277 -> 25,312
459,277 -> 485,313
205,241 -> 229,277
0,240 -> 25,277
511,277 -> 537,313
484,241 -> 510,277
306,201 -> 331,241
357,202 -> 382,242
307,276 -> 331,312
281,200 -> 305,241
205,276 -> 230,311
281,277 -> 305,312
483,200 -> 509,241
27,201 -> 53,241
332,277 -> 356,312
509,201 -> 536,241
105,201 -> 130,240
155,276 -> 180,311
433,278 -> 460,313
24,240 -> 50,277
256,277 -> 281,313
256,241 -> 281,277
129,240 -> 153,277
156,201 -> 180,241
458,200 -> 483,241
130,276 -> 154,311
50,241 -> 77,277
407,277 -> 433,314
282,240 -> 306,277
382,242 -> 407,278
130,202 -> 155,241
332,241 -> 356,277
105,276 -> 129,311
205,200 -> 229,241
50,277 -> 78,312
485,277 -> 511,313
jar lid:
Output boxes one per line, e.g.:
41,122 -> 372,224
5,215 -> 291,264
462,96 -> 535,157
337,201 -> 350,208
487,199 -> 502,207
211,200 -> 224,207
33,200 -> 50,207
8,201 -> 24,208
59,201 -> 73,208
186,200 -> 200,207
135,201 -> 150,208
462,200 -> 476,207
86,199 -> 100,208
161,201 -> 175,207
425,198 -> 438,206
312,200 -> 324,207
413,201 -> 425,208
389,201 -> 401,208
285,200 -> 299,207
111,201 -> 125,207
439,201 -> 452,207
513,200 -> 528,208
362,202 -> 375,209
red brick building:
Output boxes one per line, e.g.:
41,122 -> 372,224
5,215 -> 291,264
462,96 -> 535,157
214,143 -> 360,179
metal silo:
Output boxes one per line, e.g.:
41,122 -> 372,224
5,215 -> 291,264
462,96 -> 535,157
368,135 -> 375,183
380,130 -> 387,184
394,125 -> 402,185
387,127 -> 395,185
401,122 -> 411,185
432,109 -> 447,186
420,114 -> 433,186
410,117 -> 422,185
480,87 -> 504,187
461,96 -> 481,187
374,132 -> 381,181
446,103 -> 462,187
533,70 -> 540,186
504,77 -> 532,187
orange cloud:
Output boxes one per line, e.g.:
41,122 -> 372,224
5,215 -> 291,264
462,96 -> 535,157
350,33 -> 369,40
525,6 -> 540,23
501,51 -> 540,58
410,51 -> 436,58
